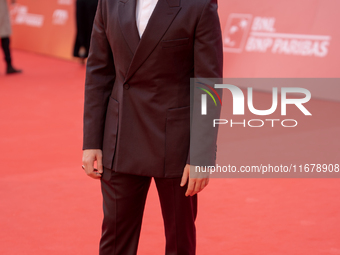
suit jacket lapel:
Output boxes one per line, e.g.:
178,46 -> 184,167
118,0 -> 140,55
124,0 -> 182,83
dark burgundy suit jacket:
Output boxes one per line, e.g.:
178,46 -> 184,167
83,0 -> 223,177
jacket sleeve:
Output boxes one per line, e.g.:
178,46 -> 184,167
187,0 -> 223,166
194,0 -> 223,79
83,0 -> 116,150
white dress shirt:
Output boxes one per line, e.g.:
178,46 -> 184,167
136,0 -> 158,37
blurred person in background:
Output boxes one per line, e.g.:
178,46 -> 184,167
73,0 -> 98,64
0,0 -> 22,74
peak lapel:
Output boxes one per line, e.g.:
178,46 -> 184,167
118,0 -> 140,54
124,0 -> 182,83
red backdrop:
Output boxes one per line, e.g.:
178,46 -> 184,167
10,0 -> 75,60
10,0 -> 340,78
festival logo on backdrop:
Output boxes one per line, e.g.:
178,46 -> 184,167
223,14 -> 253,53
223,14 -> 331,57
57,0 -> 73,5
52,9 -> 69,25
11,4 -> 44,28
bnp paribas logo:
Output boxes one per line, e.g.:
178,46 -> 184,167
196,82 -> 222,115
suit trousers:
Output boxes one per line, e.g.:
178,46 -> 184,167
100,168 -> 197,255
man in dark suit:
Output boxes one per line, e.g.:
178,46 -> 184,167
82,0 -> 223,254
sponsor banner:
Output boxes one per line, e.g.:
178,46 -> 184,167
10,0 -> 75,60
9,0 -> 340,78
57,0 -> 72,5
218,0 -> 340,78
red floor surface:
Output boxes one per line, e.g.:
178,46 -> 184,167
0,51 -> 340,255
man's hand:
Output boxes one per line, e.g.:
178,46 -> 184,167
180,164 -> 209,196
82,149 -> 103,179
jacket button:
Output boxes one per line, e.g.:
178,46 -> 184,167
124,83 -> 130,90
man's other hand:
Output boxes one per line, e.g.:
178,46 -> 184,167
82,149 -> 103,179
180,164 -> 209,196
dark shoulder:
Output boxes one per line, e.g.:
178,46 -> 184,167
181,0 -> 217,13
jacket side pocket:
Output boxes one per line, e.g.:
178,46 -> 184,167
102,97 -> 119,169
164,106 -> 190,177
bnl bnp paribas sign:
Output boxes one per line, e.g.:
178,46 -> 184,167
223,14 -> 331,57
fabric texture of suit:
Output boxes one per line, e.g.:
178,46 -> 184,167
83,0 -> 223,178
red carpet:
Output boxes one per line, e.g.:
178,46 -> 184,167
0,50 -> 340,255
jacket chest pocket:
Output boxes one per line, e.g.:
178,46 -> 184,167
161,38 -> 189,48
